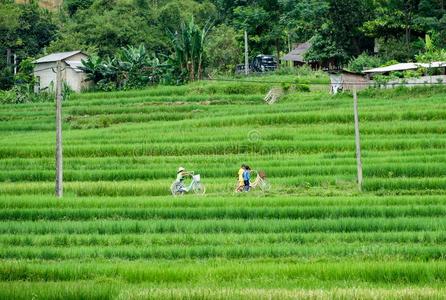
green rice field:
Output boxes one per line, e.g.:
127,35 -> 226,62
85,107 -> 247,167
0,81 -> 445,299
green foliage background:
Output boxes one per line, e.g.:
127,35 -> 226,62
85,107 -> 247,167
1,0 -> 446,90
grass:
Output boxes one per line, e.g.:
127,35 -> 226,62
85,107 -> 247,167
0,80 -> 445,298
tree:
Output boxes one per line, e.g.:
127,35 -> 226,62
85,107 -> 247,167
278,0 -> 329,43
65,0 -> 93,16
305,0 -> 374,66
232,5 -> 269,57
0,1 -> 57,90
305,30 -> 349,67
158,0 -> 217,32
416,34 -> 446,62
47,0 -> 173,57
206,24 -> 241,74
362,0 -> 423,44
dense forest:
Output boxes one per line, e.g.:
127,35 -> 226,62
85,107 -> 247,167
1,0 -> 446,91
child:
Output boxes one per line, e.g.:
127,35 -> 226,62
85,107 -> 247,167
176,167 -> 190,193
243,165 -> 251,191
237,164 -> 246,192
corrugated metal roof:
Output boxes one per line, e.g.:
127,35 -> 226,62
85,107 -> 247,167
282,42 -> 311,62
65,60 -> 84,73
34,51 -> 84,64
363,61 -> 446,73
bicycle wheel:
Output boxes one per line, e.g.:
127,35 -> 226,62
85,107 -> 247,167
193,182 -> 206,195
235,181 -> 243,193
259,179 -> 271,192
170,181 -> 183,196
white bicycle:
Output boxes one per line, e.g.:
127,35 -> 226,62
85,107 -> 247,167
235,170 -> 271,193
170,172 -> 206,196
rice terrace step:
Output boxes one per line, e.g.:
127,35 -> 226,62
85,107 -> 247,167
1,81 -> 446,299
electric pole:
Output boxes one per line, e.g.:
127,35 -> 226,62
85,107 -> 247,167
55,60 -> 63,198
244,30 -> 249,76
353,88 -> 363,191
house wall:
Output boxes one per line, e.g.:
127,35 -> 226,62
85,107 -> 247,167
34,54 -> 90,93
330,72 -> 371,94
65,53 -> 89,92
65,67 -> 82,93
64,68 -> 91,92
342,73 -> 370,92
79,73 -> 92,91
34,62 -> 57,92
383,75 -> 446,88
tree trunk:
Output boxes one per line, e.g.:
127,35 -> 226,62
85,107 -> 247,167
198,55 -> 203,80
275,38 -> 280,70
287,33 -> 292,67
188,61 -> 194,82
404,2 -> 413,45
6,48 -> 12,69
405,26 -> 411,45
244,30 -> 249,76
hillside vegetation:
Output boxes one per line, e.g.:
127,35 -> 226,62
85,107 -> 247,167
15,0 -> 62,10
0,82 -> 446,299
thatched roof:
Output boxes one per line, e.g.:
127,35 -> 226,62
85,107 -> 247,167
282,42 -> 311,62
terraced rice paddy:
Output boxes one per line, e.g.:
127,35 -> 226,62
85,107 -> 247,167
0,82 -> 445,299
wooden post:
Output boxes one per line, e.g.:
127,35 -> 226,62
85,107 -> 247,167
244,30 -> 249,76
353,88 -> 363,191
55,61 -> 63,198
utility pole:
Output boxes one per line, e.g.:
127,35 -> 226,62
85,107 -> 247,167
244,30 -> 249,76
55,60 -> 63,198
353,88 -> 363,191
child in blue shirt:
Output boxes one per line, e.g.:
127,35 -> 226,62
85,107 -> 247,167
243,166 -> 251,191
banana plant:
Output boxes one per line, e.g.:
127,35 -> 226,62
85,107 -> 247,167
170,18 -> 212,81
79,55 -> 105,83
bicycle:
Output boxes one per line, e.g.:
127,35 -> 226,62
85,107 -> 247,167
235,170 -> 270,193
170,172 -> 206,196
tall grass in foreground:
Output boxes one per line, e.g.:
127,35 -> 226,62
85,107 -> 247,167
1,81 -> 446,298
1,285 -> 446,300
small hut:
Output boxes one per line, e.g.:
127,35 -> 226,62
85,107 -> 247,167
282,42 -> 312,67
329,70 -> 371,94
282,41 -> 339,70
33,51 -> 91,93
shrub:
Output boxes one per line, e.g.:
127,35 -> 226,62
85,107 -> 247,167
402,70 -> 420,79
281,82 -> 291,92
348,53 -> 382,73
275,65 -> 326,79
0,90 -> 17,104
295,84 -> 310,92
0,85 -> 53,104
205,24 -> 241,75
